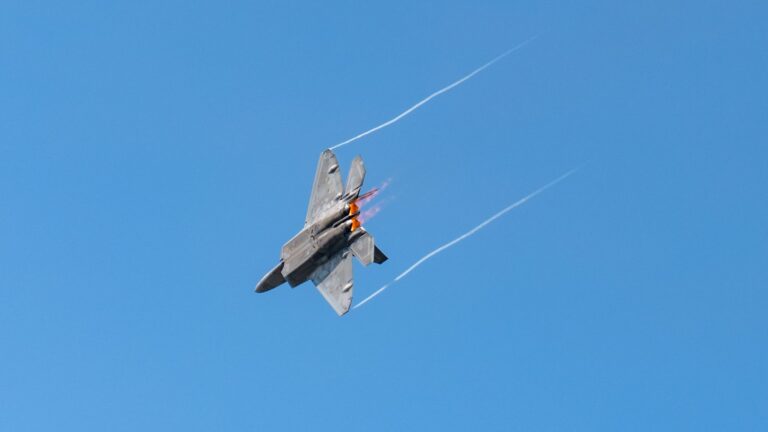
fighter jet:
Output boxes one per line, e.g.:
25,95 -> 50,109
254,149 -> 387,315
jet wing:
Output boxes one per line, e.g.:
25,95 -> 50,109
305,149 -> 343,226
310,250 -> 353,316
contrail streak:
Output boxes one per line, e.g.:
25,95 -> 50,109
330,36 -> 537,151
353,166 -> 579,310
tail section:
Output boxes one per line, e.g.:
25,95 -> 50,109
344,156 -> 388,267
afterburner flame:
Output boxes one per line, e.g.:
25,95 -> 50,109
349,202 -> 360,231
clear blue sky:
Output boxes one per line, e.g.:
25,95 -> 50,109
1,1 -> 766,430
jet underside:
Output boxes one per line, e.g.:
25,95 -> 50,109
254,149 -> 387,315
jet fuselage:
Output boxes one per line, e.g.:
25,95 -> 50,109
254,149 -> 387,315
280,203 -> 361,287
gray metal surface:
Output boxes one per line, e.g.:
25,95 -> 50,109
344,155 -> 365,200
305,149 -> 343,226
349,229 -> 375,266
310,250 -> 354,316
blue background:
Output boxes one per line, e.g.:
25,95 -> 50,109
1,1 -> 766,430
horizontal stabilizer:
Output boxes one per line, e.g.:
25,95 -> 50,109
350,229 -> 375,266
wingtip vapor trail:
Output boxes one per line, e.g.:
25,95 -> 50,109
353,165 -> 579,310
331,36 -> 539,151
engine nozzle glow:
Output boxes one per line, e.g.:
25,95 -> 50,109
349,202 -> 360,231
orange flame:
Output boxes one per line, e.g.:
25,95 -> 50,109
349,201 -> 360,231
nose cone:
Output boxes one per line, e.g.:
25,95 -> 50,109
255,261 -> 286,293
254,280 -> 274,293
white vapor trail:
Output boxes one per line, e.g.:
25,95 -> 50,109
353,167 -> 579,310
330,36 -> 538,151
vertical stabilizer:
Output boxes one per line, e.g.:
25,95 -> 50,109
344,155 -> 365,200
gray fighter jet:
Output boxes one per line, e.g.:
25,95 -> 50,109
254,149 -> 387,315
